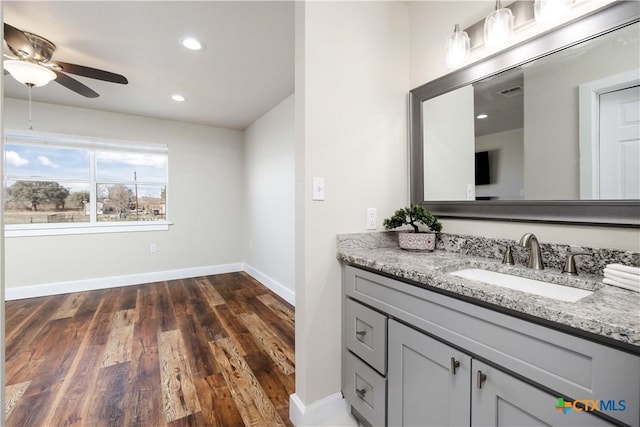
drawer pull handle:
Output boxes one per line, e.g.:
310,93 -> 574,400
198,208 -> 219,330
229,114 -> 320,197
477,370 -> 487,389
356,330 -> 367,338
450,357 -> 460,375
355,388 -> 367,399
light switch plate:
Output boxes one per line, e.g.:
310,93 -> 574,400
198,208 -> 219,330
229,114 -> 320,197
312,177 -> 325,201
466,183 -> 474,201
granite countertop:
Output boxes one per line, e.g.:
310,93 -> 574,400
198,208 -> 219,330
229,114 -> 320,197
337,232 -> 640,350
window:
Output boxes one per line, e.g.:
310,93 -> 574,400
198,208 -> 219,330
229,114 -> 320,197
4,130 -> 169,236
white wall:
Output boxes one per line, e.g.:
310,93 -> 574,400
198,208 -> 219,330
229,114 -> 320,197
408,0 -> 639,252
3,98 -> 245,292
294,0 -> 409,417
244,94 -> 295,304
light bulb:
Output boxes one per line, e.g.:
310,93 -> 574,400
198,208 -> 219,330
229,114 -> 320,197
484,1 -> 514,49
445,24 -> 471,68
535,0 -> 572,26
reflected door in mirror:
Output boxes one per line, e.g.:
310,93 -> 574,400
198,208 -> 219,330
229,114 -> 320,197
599,85 -> 640,199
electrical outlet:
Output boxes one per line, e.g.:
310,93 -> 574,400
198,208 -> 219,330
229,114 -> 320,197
150,243 -> 157,253
366,208 -> 377,230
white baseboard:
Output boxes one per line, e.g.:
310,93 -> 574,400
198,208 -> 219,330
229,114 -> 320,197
289,392 -> 357,427
4,263 -> 244,301
244,264 -> 295,306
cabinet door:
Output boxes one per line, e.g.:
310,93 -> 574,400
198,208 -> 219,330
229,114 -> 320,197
471,359 -> 614,427
388,320 -> 471,427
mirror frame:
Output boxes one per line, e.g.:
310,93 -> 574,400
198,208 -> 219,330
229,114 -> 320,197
410,1 -> 640,227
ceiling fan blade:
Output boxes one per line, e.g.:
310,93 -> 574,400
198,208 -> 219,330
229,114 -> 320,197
52,61 -> 128,84
3,23 -> 35,58
53,71 -> 99,98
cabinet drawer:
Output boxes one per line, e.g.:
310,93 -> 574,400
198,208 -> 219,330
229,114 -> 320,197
345,298 -> 387,374
345,351 -> 387,427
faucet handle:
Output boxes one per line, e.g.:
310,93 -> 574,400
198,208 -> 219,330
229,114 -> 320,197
502,245 -> 514,265
562,252 -> 592,276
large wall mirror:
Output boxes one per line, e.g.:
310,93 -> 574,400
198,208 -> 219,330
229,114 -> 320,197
410,1 -> 640,226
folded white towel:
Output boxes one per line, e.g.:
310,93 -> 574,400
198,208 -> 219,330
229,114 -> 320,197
604,267 -> 640,283
604,271 -> 640,288
606,263 -> 640,276
603,277 -> 640,293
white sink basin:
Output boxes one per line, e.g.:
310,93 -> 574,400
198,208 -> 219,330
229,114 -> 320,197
449,268 -> 593,302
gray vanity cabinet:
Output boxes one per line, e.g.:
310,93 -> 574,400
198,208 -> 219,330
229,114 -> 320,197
388,319 -> 471,426
342,265 -> 639,427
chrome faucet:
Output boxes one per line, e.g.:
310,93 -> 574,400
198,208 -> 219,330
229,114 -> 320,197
518,233 -> 544,270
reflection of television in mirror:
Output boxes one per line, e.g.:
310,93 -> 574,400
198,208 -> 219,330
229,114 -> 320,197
475,151 -> 490,185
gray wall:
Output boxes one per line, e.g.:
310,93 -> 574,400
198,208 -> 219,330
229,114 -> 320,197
244,94 -> 295,304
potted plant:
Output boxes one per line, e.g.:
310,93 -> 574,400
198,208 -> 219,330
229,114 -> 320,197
383,205 -> 442,251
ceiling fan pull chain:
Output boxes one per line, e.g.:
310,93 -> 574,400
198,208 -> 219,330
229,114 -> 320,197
28,83 -> 34,130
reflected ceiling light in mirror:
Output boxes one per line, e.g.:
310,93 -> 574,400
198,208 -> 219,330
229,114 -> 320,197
179,36 -> 205,51
534,0 -> 573,25
172,94 -> 185,102
476,114 -> 488,119
445,24 -> 471,68
484,0 -> 514,48
4,60 -> 56,87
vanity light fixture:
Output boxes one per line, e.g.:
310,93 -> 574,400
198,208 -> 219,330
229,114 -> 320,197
172,94 -> 185,102
484,0 -> 514,48
445,24 -> 471,68
4,60 -> 56,87
476,114 -> 488,119
179,36 -> 205,51
534,0 -> 573,25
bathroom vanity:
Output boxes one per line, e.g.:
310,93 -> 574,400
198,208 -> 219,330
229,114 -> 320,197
339,233 -> 639,427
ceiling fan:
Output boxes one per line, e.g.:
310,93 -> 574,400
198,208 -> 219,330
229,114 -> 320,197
3,23 -> 128,98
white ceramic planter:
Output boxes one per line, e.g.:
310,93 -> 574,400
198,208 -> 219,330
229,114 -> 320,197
398,232 -> 436,251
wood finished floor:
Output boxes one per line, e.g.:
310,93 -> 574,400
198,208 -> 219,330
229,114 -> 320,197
4,272 -> 295,427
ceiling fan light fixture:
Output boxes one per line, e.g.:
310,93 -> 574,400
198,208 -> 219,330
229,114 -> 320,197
179,36 -> 205,51
4,59 -> 56,87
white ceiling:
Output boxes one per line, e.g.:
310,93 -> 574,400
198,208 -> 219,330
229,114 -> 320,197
3,1 -> 295,130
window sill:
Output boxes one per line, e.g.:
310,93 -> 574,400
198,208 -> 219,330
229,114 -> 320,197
5,221 -> 172,237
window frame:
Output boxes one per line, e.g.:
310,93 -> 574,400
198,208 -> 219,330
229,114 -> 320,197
4,129 -> 171,237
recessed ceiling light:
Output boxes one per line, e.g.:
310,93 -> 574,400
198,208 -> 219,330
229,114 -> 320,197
476,114 -> 488,119
172,94 -> 185,102
179,36 -> 205,51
